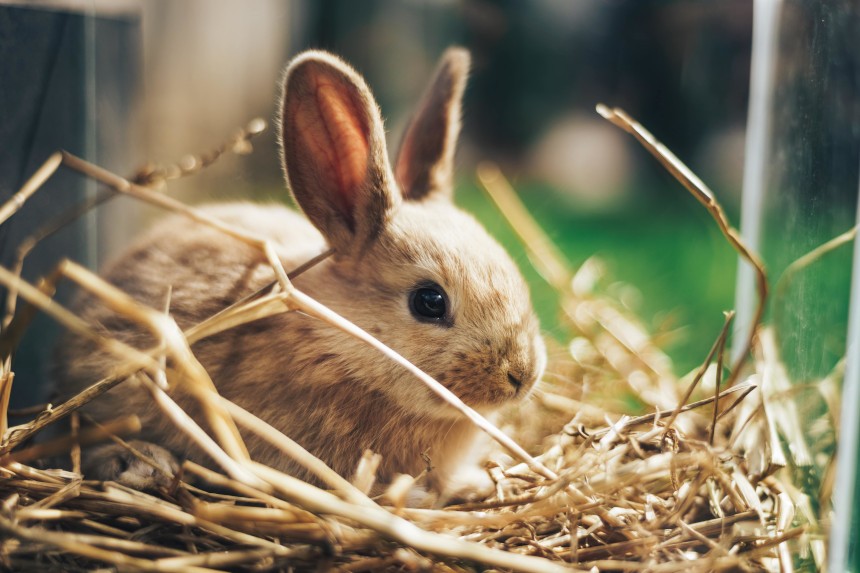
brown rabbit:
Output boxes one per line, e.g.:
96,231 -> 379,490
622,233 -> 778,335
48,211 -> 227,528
54,48 -> 546,497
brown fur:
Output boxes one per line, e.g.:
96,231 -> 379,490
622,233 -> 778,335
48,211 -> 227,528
54,49 -> 546,496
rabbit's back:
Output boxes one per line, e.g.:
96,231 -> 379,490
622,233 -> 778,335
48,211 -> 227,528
53,203 -> 323,428
91,202 -> 321,330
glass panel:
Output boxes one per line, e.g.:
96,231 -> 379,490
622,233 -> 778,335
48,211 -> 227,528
737,1 -> 860,569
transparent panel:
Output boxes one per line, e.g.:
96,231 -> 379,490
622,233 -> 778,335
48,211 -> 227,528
737,0 -> 860,569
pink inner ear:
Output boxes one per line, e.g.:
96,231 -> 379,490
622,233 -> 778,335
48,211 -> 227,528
292,72 -> 370,220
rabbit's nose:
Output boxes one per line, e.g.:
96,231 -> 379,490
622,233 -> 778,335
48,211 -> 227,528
507,349 -> 540,390
507,363 -> 536,394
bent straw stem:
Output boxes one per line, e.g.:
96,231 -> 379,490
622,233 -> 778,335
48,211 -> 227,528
596,105 -> 768,387
661,312 -> 734,440
58,260 -> 250,463
3,121 -> 267,324
0,153 -> 63,226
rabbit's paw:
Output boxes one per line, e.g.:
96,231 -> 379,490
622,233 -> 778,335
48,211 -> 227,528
438,465 -> 496,505
404,484 -> 439,508
83,440 -> 179,490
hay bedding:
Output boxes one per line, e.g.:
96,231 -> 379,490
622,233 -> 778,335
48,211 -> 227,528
0,110 -> 826,572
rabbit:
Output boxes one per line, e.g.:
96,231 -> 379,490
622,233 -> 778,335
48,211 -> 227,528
53,47 -> 546,499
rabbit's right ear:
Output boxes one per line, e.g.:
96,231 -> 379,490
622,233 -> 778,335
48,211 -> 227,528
280,51 -> 400,254
395,48 -> 470,202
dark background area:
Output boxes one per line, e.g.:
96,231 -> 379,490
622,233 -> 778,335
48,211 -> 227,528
0,5 -> 139,409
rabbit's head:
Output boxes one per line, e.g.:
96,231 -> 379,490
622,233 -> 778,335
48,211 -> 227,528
279,49 -> 545,419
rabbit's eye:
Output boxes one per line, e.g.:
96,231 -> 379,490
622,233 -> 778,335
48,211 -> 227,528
410,284 -> 448,322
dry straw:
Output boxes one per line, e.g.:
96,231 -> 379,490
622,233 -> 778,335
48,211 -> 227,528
0,111 -> 837,571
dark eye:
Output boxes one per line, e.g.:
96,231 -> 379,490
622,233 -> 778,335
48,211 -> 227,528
409,284 -> 448,322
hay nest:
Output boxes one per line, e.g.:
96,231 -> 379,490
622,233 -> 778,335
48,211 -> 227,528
0,111 -> 830,572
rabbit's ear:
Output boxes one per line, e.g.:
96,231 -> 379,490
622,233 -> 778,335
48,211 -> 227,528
394,48 -> 470,202
280,51 -> 399,254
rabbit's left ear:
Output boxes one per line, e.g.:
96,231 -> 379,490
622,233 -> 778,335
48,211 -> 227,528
395,48 -> 470,202
280,51 -> 399,255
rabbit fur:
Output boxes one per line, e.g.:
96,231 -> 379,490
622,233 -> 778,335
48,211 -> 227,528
54,48 -> 546,498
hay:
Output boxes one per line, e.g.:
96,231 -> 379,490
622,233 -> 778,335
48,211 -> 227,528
0,111 -> 833,572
